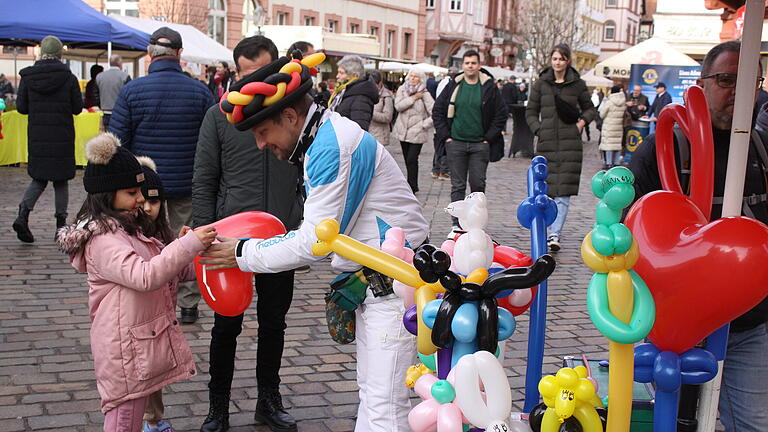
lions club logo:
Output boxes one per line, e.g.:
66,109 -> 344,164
642,69 -> 658,85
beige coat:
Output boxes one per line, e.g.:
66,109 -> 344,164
369,86 -> 394,146
598,91 -> 627,152
392,86 -> 434,144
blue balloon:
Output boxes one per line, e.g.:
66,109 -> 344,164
498,307 -> 516,340
422,300 -> 442,329
451,302 -> 479,343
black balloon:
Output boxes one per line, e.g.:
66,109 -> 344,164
477,297 -> 499,352
430,291 -> 462,348
439,272 -> 462,291
528,402 -> 547,432
559,417 -> 583,432
595,406 -> 608,430
483,254 -> 557,297
431,249 -> 452,273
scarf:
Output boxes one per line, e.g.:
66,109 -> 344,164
328,77 -> 359,109
288,104 -> 326,168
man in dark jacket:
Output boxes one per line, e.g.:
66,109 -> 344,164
502,76 -> 521,110
646,81 -> 672,123
12,35 -> 82,243
626,84 -> 649,121
433,50 -> 507,236
109,27 -> 214,324
194,36 -> 301,432
329,55 -> 379,130
630,41 -> 768,432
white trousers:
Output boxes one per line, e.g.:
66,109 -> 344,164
354,295 -> 417,432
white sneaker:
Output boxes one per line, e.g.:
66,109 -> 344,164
547,234 -> 561,252
447,226 -> 461,240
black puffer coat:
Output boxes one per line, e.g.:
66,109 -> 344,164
16,59 -> 83,181
526,66 -> 595,197
332,75 -> 380,131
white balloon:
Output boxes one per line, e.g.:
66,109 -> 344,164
445,193 -> 494,275
454,350 -> 513,428
507,288 -> 533,307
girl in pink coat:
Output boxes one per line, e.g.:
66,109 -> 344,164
57,133 -> 217,432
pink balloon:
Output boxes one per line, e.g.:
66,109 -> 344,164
415,374 -> 439,400
408,398 -> 440,432
382,227 -> 414,263
394,281 -> 415,309
440,240 -> 455,257
437,403 -> 463,432
507,288 -> 533,307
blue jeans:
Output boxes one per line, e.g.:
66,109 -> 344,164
719,323 -> 768,432
604,150 -> 621,166
548,196 -> 570,237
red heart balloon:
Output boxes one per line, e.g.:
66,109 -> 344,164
625,86 -> 768,354
194,211 -> 286,317
493,245 -> 537,316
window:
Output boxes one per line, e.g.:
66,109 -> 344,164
277,12 -> 288,25
604,21 -> 616,40
125,9 -> 139,17
370,26 -> 379,37
606,0 -> 617,6
426,0 -> 435,9
449,0 -> 463,12
103,0 -> 138,17
626,23 -> 632,43
403,32 -> 412,55
329,20 -> 338,32
386,30 -> 395,57
208,0 -> 226,45
304,16 -> 315,26
350,23 -> 360,33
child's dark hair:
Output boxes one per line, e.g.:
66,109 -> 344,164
144,199 -> 174,245
76,191 -> 152,237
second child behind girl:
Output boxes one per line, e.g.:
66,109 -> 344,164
57,133 -> 217,432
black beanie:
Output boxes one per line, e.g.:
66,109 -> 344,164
610,85 -> 623,94
136,156 -> 164,201
83,133 -> 144,193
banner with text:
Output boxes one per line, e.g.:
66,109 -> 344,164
629,64 -> 701,105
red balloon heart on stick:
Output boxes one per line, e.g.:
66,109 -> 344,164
625,86 -> 768,354
194,211 -> 286,317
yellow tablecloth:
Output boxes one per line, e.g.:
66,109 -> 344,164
0,110 -> 103,166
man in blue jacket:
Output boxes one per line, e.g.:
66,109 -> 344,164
109,27 -> 214,324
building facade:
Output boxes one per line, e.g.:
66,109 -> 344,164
651,0 -> 723,59
574,0 -> 606,72
242,0 -> 425,63
598,0 -> 642,61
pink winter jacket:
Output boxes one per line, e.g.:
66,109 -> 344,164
58,219 -> 204,413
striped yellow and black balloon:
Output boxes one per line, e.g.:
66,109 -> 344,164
218,52 -> 325,131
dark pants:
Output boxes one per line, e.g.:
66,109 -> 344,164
445,139 -> 490,226
432,134 -> 449,175
208,270 -> 295,394
400,141 -> 422,192
102,113 -> 111,131
20,178 -> 68,216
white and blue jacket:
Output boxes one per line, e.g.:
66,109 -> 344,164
236,109 -> 429,273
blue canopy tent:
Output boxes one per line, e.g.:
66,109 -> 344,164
0,0 -> 150,79
0,0 -> 149,51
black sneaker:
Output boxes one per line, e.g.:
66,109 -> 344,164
547,234 -> 561,252
180,306 -> 199,324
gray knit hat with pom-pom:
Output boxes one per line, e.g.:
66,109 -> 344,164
83,133 -> 144,193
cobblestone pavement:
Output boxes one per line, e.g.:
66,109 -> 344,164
0,128 -> 611,431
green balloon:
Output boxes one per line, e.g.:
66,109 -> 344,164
603,183 -> 636,210
595,201 -> 622,226
602,166 -> 635,189
431,379 -> 456,403
495,344 -> 501,358
463,424 -> 470,432
591,171 -> 607,198
418,352 -> 437,372
610,224 -> 633,255
591,224 -> 615,256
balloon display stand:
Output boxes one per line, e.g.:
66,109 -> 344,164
563,356 -> 654,432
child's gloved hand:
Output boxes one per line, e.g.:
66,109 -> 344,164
194,226 -> 217,248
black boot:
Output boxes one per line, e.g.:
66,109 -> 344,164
54,213 -> 67,242
200,392 -> 230,432
12,205 -> 34,243
254,388 -> 297,431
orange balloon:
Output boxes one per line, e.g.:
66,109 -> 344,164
194,212 -> 287,316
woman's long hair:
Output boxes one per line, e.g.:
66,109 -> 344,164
550,43 -> 572,64
144,199 -> 174,245
76,191 -> 151,237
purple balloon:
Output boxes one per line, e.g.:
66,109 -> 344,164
403,304 -> 418,335
437,345 -> 453,379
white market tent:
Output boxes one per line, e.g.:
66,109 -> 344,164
411,63 -> 448,75
594,37 -> 699,79
581,70 -> 614,87
110,15 -> 232,65
483,66 -> 515,80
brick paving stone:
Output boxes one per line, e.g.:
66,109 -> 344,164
1,134 -> 622,430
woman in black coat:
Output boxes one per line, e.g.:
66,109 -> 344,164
329,55 -> 379,131
526,43 -> 595,252
13,36 -> 83,243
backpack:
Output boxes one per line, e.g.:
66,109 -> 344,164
674,126 -> 768,218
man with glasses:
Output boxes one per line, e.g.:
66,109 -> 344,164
630,40 -> 768,432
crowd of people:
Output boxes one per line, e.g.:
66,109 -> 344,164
5,27 -> 767,432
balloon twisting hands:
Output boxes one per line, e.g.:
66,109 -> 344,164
581,167 -> 654,432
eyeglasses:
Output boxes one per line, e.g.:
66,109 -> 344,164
701,73 -> 765,90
